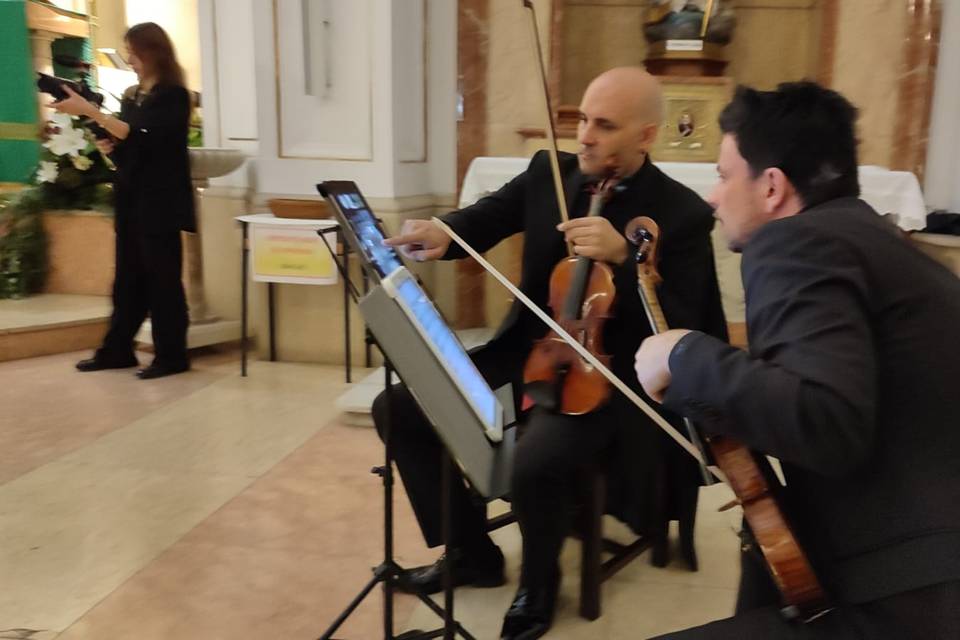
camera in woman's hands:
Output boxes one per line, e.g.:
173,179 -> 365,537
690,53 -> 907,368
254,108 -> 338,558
36,72 -> 104,106
37,73 -> 111,140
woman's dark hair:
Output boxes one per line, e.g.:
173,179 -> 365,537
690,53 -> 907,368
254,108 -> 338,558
124,22 -> 186,89
718,81 -> 860,208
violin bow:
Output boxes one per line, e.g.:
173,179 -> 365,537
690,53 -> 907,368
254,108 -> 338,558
521,0 -> 574,257
700,0 -> 716,38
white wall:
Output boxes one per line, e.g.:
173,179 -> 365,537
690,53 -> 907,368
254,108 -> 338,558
91,0 -> 126,52
394,1 -> 426,163
125,0 -> 203,92
275,0 -> 374,161
425,0 -> 456,198
924,0 -> 960,213
250,0 -> 389,196
393,0 -> 457,199
198,0 -> 456,200
198,0 -> 259,161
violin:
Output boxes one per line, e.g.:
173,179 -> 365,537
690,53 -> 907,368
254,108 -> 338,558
516,0 -> 619,416
627,216 -> 832,622
523,178 -> 619,415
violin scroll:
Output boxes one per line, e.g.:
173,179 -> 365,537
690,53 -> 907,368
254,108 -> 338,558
625,216 -> 662,286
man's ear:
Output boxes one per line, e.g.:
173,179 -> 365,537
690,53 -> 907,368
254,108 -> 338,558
762,167 -> 791,214
638,122 -> 659,152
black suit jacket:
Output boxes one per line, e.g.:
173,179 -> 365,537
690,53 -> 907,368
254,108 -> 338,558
665,197 -> 960,603
443,150 -> 727,530
444,150 -> 727,380
112,84 -> 196,234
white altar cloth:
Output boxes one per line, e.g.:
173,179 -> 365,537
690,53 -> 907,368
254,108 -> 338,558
459,157 -> 927,231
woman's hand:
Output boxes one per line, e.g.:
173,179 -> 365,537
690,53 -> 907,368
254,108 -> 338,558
50,85 -> 97,118
95,138 -> 115,156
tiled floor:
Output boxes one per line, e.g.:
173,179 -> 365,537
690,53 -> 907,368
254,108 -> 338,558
1,349 -> 742,639
404,489 -> 740,639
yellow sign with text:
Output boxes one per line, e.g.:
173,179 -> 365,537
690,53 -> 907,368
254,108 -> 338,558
250,225 -> 338,285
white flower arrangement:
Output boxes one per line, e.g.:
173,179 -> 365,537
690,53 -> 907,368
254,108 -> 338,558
32,112 -> 115,210
37,161 -> 59,184
43,114 -> 89,158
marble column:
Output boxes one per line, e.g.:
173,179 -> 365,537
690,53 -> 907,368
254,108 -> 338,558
455,0 -> 489,329
183,180 -> 214,324
891,0 -> 942,182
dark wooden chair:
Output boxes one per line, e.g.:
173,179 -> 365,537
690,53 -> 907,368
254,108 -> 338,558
571,466 -> 654,620
486,465 -> 653,621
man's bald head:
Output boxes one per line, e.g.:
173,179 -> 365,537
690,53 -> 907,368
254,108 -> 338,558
576,67 -> 664,178
584,67 -> 664,127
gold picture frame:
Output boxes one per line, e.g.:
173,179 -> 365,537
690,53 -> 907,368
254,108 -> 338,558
652,76 -> 734,163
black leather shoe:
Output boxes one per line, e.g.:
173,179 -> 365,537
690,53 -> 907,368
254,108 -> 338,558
499,576 -> 559,640
76,356 -> 138,372
397,547 -> 505,595
136,362 -> 190,379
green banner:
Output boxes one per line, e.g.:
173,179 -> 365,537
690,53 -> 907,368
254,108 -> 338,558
0,1 -> 39,182
0,139 -> 39,183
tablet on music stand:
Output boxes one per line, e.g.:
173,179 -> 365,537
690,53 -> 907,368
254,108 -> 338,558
381,267 -> 504,443
314,179 -> 514,640
317,181 -> 404,282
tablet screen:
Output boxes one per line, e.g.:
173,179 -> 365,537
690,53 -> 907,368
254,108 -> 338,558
318,182 -> 404,279
387,269 -> 502,440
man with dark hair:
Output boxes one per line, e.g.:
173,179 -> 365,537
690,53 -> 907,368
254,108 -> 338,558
636,81 -> 960,638
376,67 -> 728,640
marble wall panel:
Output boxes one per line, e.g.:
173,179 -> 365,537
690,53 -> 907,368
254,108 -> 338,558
831,0 -> 908,168
890,0 -> 940,181
922,0 -> 959,212
561,4 -> 648,105
724,5 -> 820,89
486,0 -> 553,158
559,0 -> 823,105
456,0 -> 490,328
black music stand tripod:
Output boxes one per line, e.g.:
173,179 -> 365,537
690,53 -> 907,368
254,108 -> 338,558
314,229 -> 477,640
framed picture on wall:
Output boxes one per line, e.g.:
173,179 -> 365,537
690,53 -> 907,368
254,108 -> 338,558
652,76 -> 734,163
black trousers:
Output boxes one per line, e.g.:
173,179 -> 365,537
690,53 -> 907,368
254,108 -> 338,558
370,346 -> 630,591
653,543 -> 960,639
97,217 -> 189,368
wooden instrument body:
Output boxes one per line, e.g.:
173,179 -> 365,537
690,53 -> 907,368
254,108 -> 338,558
523,254 -> 615,415
710,437 -> 830,620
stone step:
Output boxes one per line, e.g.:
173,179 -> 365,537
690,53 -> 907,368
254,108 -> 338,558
0,294 -> 111,362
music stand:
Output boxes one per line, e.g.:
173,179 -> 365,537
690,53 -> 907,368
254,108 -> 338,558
314,182 -> 516,640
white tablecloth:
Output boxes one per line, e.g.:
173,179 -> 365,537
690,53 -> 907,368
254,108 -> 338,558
235,213 -> 339,230
459,157 -> 927,231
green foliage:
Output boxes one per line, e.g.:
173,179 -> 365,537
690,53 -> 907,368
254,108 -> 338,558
0,189 -> 48,299
34,169 -> 115,213
188,110 -> 203,148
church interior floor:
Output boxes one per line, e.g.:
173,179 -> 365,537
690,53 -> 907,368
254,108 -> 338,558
1,349 -> 741,639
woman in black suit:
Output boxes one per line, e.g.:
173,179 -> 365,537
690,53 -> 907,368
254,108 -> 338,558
54,22 -> 195,379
